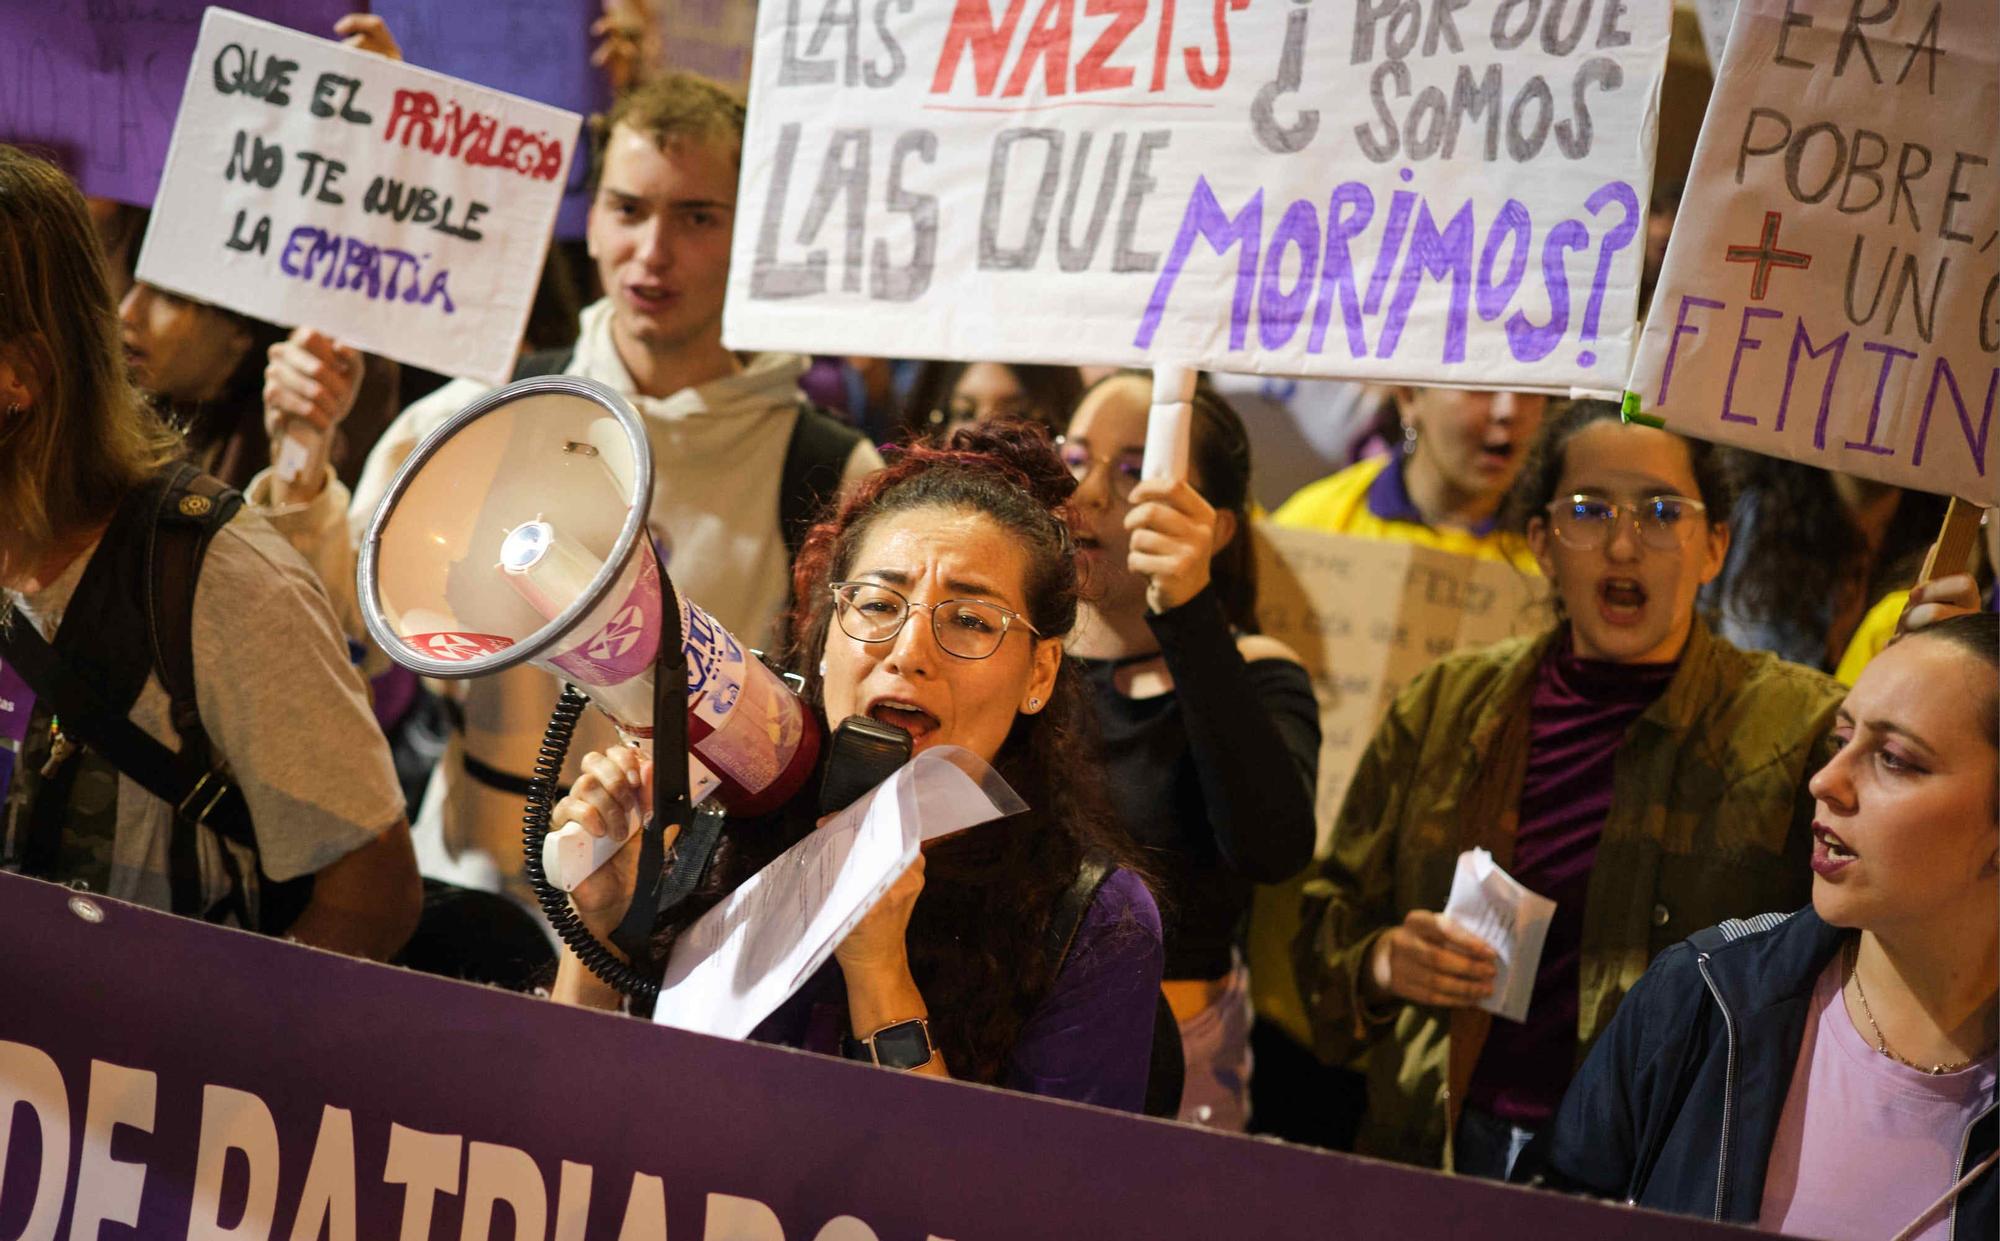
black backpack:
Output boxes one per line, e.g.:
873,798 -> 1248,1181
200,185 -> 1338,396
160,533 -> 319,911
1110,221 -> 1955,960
0,462 -> 312,932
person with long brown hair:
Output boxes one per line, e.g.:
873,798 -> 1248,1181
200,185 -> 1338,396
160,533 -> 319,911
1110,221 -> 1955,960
551,423 -> 1166,1109
0,144 -> 419,958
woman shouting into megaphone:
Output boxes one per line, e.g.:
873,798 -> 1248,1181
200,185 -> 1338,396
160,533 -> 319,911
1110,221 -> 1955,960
551,423 -> 1169,1113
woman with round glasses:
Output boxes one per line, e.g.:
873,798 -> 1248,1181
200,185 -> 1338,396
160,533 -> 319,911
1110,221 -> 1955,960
1294,399 -> 1847,1177
1060,371 -> 1319,1130
551,421 -> 1167,1111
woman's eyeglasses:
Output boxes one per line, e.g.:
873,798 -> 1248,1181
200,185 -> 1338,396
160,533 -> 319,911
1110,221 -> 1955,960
1544,493 -> 1708,551
1055,437 -> 1144,502
829,581 -> 1042,660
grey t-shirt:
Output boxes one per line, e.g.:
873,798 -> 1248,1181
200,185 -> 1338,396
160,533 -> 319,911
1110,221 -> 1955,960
2,510 -> 403,920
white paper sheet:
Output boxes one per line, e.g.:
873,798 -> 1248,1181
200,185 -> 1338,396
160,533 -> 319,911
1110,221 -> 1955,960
1441,848 -> 1557,1024
651,748 -> 1021,1039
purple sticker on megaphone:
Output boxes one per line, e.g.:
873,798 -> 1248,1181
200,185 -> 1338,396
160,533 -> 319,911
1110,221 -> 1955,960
550,552 -> 664,685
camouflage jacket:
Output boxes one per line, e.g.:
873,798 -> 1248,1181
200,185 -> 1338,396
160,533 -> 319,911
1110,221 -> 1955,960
1294,617 -> 1844,1169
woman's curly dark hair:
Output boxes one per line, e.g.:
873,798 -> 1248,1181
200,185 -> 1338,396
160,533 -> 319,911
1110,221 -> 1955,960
1711,454 -> 1949,661
654,421 -> 1151,1085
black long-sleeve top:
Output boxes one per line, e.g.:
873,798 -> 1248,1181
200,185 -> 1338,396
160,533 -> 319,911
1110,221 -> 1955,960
1078,585 -> 1320,981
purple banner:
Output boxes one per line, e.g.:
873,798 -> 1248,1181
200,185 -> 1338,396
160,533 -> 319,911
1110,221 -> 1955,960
0,657 -> 32,805
0,872 -> 1757,1240
372,0 -> 608,240
0,0 -> 350,206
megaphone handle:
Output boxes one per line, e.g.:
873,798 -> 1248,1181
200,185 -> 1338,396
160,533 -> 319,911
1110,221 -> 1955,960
542,821 -> 633,892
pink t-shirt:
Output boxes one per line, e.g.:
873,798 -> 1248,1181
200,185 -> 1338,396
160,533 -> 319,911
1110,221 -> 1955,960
1758,954 -> 1996,1241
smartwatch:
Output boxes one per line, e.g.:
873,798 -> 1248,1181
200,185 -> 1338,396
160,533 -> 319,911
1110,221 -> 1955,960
842,1017 -> 936,1070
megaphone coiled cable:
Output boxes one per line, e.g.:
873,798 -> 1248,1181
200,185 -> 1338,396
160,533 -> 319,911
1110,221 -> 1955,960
522,683 -> 662,998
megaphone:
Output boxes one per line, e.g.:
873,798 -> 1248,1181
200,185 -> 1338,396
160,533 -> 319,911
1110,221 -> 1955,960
355,376 -> 827,895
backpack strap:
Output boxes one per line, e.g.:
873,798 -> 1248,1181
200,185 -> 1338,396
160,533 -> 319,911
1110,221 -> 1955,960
779,401 -> 865,562
511,347 -> 575,382
145,465 -> 257,924
147,465 -> 249,844
1045,853 -> 1114,975
0,466 -> 255,922
1039,854 -> 1185,1119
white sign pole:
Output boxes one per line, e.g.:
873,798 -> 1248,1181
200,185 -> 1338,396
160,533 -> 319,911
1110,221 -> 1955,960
1143,362 -> 1196,484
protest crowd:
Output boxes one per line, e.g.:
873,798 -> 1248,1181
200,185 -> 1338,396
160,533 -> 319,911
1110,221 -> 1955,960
0,2 -> 1993,1239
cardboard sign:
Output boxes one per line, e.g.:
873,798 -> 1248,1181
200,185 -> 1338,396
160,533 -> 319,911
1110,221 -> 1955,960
1246,522 -> 1545,1046
1253,524 -> 1546,840
724,0 -> 1671,392
372,0 -> 608,239
1626,0 -> 1999,504
0,0 -> 348,206
0,871 -> 1761,1240
134,8 -> 580,386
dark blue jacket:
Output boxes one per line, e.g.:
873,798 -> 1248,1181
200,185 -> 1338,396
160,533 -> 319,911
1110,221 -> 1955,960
1534,908 -> 1996,1240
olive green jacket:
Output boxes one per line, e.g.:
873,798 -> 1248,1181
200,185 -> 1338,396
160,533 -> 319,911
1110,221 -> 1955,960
1293,619 -> 1844,1169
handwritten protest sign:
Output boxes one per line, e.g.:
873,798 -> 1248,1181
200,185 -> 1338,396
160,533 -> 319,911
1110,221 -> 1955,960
1246,523 -> 1544,1044
0,0 -> 347,205
723,1 -> 1670,393
135,9 -> 580,387
1253,524 -> 1545,845
374,0 -> 608,239
1626,0 -> 1999,504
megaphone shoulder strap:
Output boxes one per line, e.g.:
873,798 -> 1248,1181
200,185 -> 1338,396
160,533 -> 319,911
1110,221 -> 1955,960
610,548 -> 694,1010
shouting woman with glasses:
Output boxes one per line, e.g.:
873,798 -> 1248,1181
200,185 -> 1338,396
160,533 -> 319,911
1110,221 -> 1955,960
1295,399 -> 1848,1177
551,422 -> 1167,1111
1060,372 -> 1319,1130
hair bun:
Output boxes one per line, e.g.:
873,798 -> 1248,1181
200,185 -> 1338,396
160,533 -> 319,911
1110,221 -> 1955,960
940,418 -> 1076,511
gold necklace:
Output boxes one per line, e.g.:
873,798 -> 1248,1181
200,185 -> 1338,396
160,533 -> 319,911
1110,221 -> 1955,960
1847,941 -> 1978,1076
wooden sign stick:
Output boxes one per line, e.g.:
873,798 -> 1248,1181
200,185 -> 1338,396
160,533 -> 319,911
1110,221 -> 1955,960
1915,497 -> 1985,586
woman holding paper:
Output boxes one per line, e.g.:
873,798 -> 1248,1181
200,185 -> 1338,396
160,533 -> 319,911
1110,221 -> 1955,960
1538,612 -> 1996,1240
1294,399 -> 1848,1177
1059,371 -> 1319,1130
550,422 -> 1167,1112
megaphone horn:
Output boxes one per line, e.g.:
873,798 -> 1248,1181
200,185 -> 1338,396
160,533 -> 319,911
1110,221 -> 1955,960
355,376 -> 822,892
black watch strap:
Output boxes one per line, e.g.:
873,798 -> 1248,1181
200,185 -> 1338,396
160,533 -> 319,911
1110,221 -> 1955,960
842,1017 -> 935,1069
